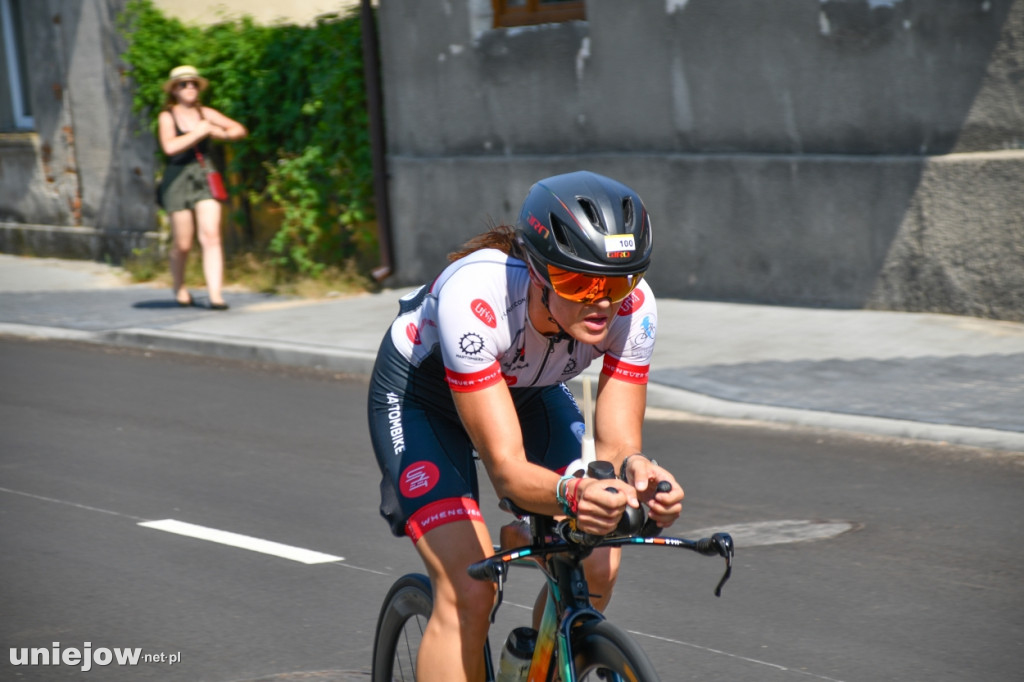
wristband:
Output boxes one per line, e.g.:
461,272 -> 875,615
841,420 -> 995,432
566,476 -> 583,516
556,473 -> 575,516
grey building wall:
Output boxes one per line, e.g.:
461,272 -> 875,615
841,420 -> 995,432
0,0 -> 157,261
378,0 -> 1024,320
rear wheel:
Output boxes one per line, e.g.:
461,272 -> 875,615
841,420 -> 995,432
571,620 -> 661,681
372,573 -> 432,682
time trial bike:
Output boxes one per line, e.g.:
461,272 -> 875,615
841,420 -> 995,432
371,461 -> 734,681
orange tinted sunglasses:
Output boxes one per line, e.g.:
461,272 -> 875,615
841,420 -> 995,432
547,265 -> 643,304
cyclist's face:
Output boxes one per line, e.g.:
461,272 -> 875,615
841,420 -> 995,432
542,285 -> 624,345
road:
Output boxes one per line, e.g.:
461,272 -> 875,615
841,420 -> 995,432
1,338 -> 1020,681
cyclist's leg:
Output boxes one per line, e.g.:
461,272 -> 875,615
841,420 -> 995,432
514,384 -> 622,612
414,519 -> 496,682
582,546 -> 621,612
368,339 -> 494,681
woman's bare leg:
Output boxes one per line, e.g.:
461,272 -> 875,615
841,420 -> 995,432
169,209 -> 196,304
414,519 -> 496,682
194,199 -> 225,306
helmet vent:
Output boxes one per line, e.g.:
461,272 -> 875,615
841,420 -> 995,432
549,216 -> 577,255
576,197 -> 605,234
622,197 -> 635,231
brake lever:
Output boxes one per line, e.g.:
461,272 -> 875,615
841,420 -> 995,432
711,532 -> 734,597
488,561 -> 507,623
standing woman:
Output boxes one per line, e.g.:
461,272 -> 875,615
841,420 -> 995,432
157,65 -> 247,310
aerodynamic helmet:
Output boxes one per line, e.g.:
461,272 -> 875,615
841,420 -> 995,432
515,171 -> 653,287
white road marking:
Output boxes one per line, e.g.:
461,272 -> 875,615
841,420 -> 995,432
685,519 -> 858,548
138,519 -> 344,565
0,485 -> 144,520
628,630 -> 847,682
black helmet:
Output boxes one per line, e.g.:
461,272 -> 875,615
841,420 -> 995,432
515,171 -> 653,282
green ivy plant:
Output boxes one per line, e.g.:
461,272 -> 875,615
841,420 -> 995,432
117,0 -> 376,277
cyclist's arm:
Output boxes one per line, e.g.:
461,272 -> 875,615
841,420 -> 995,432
594,371 -> 646,468
452,382 -> 631,535
595,373 -> 684,527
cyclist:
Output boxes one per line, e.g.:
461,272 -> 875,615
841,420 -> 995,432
367,170 -> 684,682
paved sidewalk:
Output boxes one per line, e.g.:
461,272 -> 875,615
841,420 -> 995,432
2,254 -> 1022,452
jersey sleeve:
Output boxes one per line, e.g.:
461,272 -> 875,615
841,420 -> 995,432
599,281 -> 658,385
434,263 -> 511,392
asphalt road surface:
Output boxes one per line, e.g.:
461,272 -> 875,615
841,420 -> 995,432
1,338 -> 1020,681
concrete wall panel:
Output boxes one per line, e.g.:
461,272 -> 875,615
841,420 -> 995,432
378,0 -> 1024,320
389,154 -> 908,300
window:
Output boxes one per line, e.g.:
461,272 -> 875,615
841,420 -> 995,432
0,0 -> 33,131
492,0 -> 585,29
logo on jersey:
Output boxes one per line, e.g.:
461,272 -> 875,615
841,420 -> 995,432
642,315 -> 655,339
627,315 -> 656,358
617,289 -> 644,317
471,299 -> 497,328
400,461 -> 440,498
406,322 -> 421,345
562,357 -> 578,375
502,338 -> 529,374
459,332 -> 485,355
503,296 -> 526,320
632,315 -> 655,343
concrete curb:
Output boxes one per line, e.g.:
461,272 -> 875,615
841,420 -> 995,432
644,382 -> 1024,453
0,322 -> 102,343
3,322 -> 1021,455
102,328 -> 379,376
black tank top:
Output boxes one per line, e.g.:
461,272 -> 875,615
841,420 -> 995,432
166,110 -> 211,165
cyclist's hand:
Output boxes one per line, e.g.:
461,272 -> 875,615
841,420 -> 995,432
575,478 -> 635,536
623,458 -> 684,528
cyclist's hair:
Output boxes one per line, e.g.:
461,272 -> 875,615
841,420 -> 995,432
447,224 -> 521,262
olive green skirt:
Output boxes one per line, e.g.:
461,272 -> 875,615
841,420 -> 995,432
158,160 -> 216,213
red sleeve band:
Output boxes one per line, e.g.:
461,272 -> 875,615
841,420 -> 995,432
601,355 -> 649,385
445,362 -> 504,392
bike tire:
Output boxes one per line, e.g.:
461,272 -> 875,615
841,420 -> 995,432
371,573 -> 433,682
571,619 -> 661,682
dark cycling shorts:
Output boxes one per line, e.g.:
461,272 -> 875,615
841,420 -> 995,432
367,332 -> 583,542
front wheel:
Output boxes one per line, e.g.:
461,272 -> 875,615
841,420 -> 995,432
571,620 -> 661,681
372,573 -> 432,682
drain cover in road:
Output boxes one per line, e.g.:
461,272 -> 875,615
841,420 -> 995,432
684,519 -> 857,547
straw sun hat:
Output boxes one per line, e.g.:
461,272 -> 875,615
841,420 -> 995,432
162,65 -> 209,93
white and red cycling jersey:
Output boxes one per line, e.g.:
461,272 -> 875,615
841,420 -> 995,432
388,248 -> 657,390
